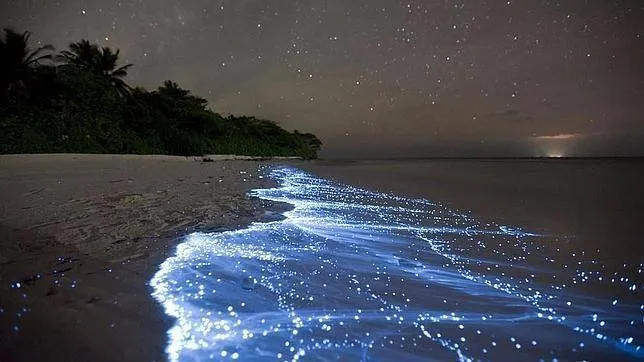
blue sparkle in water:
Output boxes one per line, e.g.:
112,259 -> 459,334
150,167 -> 643,361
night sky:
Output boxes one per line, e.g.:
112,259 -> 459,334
2,1 -> 643,158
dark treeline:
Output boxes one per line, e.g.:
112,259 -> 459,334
0,29 -> 322,158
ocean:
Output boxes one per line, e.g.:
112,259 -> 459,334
151,160 -> 643,361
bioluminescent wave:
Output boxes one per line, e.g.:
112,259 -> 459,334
150,167 -> 643,361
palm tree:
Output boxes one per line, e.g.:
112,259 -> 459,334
57,39 -> 96,69
0,28 -> 53,100
58,40 -> 133,96
96,46 -> 133,96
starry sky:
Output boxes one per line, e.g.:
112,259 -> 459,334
2,0 -> 643,158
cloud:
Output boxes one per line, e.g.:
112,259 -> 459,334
531,133 -> 585,140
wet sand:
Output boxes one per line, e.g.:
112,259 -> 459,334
0,154 -> 284,362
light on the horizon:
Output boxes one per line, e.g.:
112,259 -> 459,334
530,132 -> 586,158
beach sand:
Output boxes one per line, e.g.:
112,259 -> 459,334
0,154 -> 284,362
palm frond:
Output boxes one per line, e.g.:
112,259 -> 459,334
111,63 -> 133,78
25,45 -> 54,66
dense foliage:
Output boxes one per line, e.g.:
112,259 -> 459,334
0,29 -> 322,158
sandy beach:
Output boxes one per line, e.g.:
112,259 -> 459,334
0,154 -> 287,362
2,156 -> 642,361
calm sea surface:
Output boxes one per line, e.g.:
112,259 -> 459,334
151,160 -> 643,361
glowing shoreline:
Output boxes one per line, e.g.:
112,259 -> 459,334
150,166 -> 643,361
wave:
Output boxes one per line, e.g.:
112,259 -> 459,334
150,166 -> 643,361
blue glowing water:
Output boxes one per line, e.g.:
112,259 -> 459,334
150,166 -> 643,361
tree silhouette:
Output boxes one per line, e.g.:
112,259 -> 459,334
155,81 -> 207,108
57,39 -> 95,68
2,28 -> 322,158
0,28 -> 53,101
58,40 -> 133,96
294,130 -> 322,152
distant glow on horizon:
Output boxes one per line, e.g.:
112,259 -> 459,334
532,140 -> 572,158
150,167 -> 643,361
529,132 -> 588,158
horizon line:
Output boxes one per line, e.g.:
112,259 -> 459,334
316,155 -> 644,161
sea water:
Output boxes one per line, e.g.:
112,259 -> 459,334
150,166 -> 643,361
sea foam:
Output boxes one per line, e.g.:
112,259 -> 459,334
150,166 -> 643,361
